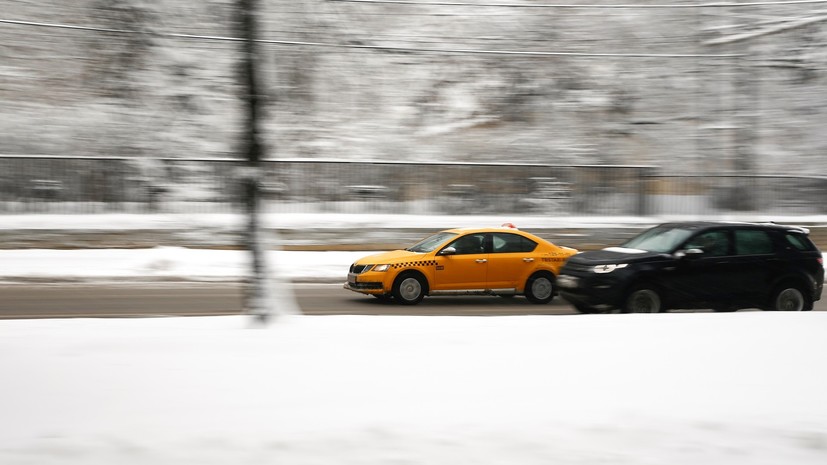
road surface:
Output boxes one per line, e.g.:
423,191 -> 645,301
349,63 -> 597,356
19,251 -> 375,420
0,283 -> 577,318
0,283 -> 824,319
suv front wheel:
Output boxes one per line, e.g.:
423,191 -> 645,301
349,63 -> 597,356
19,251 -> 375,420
624,286 -> 663,313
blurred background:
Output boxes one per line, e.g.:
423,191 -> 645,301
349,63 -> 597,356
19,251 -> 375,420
2,0 -> 826,217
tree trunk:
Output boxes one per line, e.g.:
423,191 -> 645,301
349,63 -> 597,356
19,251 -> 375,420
239,0 -> 272,324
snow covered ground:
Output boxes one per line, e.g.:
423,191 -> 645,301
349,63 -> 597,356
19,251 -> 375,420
1,313 -> 826,465
1,213 -> 826,464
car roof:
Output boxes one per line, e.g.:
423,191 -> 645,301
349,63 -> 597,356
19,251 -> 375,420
443,226 -> 530,234
655,221 -> 809,234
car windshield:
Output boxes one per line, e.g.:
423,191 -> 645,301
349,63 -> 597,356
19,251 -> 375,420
621,226 -> 695,253
406,232 -> 458,253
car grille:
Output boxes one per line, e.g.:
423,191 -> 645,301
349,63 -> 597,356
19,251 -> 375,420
348,281 -> 383,290
350,264 -> 374,274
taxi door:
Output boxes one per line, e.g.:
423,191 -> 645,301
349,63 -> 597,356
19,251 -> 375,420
432,233 -> 488,291
486,232 -> 538,288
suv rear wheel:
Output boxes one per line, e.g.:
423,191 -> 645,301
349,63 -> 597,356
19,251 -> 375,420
770,284 -> 809,311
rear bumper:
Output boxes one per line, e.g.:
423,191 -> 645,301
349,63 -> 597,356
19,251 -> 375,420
812,279 -> 823,302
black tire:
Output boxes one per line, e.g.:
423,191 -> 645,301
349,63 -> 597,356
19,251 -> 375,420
624,286 -> 662,313
769,284 -> 810,311
392,272 -> 426,305
525,272 -> 555,304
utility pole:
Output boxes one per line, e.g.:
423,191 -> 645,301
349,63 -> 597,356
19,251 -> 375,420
238,0 -> 272,323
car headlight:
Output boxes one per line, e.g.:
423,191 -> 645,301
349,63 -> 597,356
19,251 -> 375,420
373,264 -> 391,272
592,263 -> 628,273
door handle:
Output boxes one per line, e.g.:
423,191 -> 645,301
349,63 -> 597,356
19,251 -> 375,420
475,259 -> 487,264
523,258 -> 534,262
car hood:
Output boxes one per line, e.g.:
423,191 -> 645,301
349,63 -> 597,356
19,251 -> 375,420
567,247 -> 668,265
353,249 -> 425,265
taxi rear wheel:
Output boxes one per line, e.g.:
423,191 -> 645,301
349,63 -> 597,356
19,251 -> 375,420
392,272 -> 426,305
525,272 -> 555,304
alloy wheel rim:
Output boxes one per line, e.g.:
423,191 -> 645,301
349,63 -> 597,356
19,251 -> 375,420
631,290 -> 660,313
399,277 -> 422,301
532,278 -> 553,300
777,289 -> 804,311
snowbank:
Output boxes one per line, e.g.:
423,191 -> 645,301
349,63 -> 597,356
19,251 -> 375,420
0,247 -> 359,282
1,246 -> 824,284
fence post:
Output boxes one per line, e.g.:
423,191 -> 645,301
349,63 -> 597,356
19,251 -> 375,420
636,167 -> 654,216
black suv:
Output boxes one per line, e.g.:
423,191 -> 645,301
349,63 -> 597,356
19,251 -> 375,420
557,222 -> 824,313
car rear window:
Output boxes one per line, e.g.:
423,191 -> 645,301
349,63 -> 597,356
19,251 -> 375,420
735,230 -> 773,255
492,233 -> 537,253
784,232 -> 817,252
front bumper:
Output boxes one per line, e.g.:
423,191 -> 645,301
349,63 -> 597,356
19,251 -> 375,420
344,272 -> 388,295
343,281 -> 384,294
557,272 -> 626,309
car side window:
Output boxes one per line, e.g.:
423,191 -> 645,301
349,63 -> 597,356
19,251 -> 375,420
491,233 -> 537,253
447,233 -> 486,255
684,230 -> 730,257
735,230 -> 773,255
784,233 -> 816,251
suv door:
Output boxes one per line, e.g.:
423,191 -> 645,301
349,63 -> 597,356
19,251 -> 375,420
672,229 -> 736,305
727,228 -> 778,303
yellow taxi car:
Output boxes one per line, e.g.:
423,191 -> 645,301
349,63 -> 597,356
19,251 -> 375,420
344,225 -> 578,305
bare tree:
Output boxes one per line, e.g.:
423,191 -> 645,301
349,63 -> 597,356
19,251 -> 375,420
238,0 -> 273,324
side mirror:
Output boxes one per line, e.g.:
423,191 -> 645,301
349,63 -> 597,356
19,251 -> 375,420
676,248 -> 704,259
438,246 -> 457,256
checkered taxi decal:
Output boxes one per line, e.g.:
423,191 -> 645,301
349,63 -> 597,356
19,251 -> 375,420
392,260 -> 438,269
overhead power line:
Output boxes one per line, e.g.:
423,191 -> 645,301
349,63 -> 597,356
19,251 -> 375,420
0,18 -> 742,59
327,0 -> 827,8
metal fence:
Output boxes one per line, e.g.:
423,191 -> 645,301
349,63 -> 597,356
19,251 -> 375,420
1,155 -> 825,216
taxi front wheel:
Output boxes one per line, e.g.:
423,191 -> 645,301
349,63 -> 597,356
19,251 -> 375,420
392,272 -> 426,305
525,272 -> 555,304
